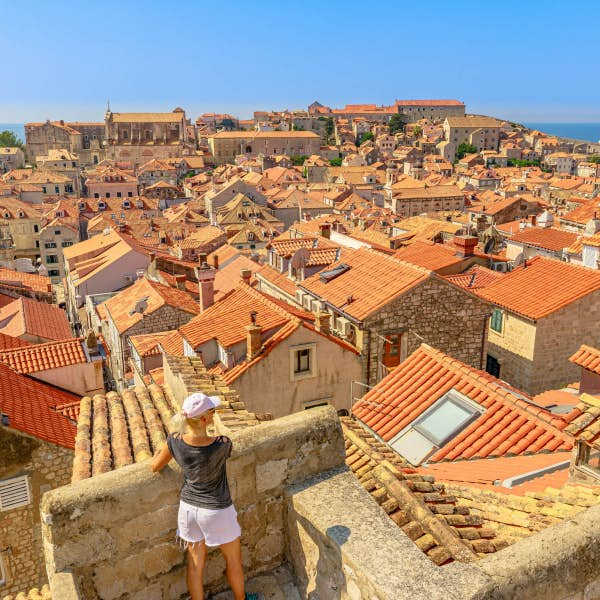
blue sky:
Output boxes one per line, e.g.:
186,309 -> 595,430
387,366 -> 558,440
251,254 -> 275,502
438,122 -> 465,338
2,0 -> 599,123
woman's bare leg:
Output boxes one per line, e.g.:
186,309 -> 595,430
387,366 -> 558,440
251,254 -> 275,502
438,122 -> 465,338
187,541 -> 207,600
219,537 -> 245,600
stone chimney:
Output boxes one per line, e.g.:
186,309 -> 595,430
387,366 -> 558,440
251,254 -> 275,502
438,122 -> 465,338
196,255 -> 215,313
246,311 -> 262,360
319,222 -> 332,240
212,254 -> 219,270
240,268 -> 252,285
174,274 -> 187,291
453,235 -> 479,258
314,311 -> 331,335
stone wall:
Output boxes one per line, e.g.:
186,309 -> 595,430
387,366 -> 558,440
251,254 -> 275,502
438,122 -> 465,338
40,406 -> 345,600
363,276 -> 491,384
0,429 -> 73,598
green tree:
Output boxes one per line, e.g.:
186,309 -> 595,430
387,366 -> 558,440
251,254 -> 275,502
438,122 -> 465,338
292,124 -> 304,131
412,125 -> 423,139
454,142 -> 478,161
323,117 -> 335,144
290,155 -> 308,166
329,157 -> 342,167
0,130 -> 24,149
217,118 -> 236,130
388,114 -> 405,135
589,156 -> 600,164
359,131 -> 374,145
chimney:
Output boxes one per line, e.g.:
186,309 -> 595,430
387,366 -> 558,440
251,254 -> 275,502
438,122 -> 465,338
314,311 -> 331,335
531,215 -> 537,227
196,260 -> 215,313
174,274 -> 187,291
319,222 -> 332,240
212,254 -> 219,270
240,268 -> 252,285
246,311 -> 262,360
453,235 -> 479,258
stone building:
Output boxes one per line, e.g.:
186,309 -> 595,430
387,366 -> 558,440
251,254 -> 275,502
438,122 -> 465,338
208,131 -> 321,165
477,256 -> 600,394
104,108 -> 193,167
24,120 -> 104,166
388,184 -> 465,218
394,99 -> 465,121
296,245 -> 492,385
443,116 -> 502,160
0,148 -> 25,173
101,277 -> 199,390
0,362 -> 78,598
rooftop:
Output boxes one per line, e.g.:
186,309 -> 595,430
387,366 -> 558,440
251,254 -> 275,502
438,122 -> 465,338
476,256 -> 600,320
0,338 -> 86,374
509,227 -> 579,252
0,297 -> 72,341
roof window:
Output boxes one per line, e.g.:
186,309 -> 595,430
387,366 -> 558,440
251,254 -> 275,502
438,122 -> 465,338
319,263 -> 350,282
389,390 -> 483,465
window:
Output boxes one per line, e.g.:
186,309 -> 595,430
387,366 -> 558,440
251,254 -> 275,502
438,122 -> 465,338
128,191 -> 133,197
48,269 -> 60,277
490,309 -> 503,333
46,255 -> 59,264
117,191 -> 122,198
295,348 -> 310,373
390,391 -> 483,464
486,354 -> 500,378
45,242 -> 57,249
290,344 -> 316,380
0,475 -> 31,511
42,186 -> 47,194
54,186 -> 60,194
106,193 -> 111,199
382,333 -> 402,368
94,193 -> 100,199
54,229 -> 61,235
33,224 -> 39,233
62,241 -> 73,248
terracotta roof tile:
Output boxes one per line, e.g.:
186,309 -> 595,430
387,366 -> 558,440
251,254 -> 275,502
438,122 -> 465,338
353,344 -> 572,463
0,297 -> 72,341
129,332 -> 172,357
570,344 -> 600,375
0,331 -> 31,350
180,283 -> 311,349
104,277 -> 199,333
394,241 -> 463,271
0,362 -> 78,448
299,247 -> 430,320
0,338 -> 86,373
510,227 -> 579,252
443,265 -> 505,291
476,257 -> 600,320
0,267 -> 52,295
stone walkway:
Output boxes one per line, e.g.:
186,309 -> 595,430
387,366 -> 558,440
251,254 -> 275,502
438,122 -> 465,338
210,564 -> 301,600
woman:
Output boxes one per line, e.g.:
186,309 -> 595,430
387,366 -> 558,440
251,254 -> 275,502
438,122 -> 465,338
151,392 -> 260,600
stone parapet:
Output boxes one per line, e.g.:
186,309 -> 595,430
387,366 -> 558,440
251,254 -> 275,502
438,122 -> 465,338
41,406 -> 345,600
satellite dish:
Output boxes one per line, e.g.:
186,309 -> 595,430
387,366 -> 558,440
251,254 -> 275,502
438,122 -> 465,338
483,238 -> 495,255
513,253 -> 525,268
129,296 -> 149,317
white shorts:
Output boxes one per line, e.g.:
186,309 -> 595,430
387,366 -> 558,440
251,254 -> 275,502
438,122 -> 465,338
177,500 -> 241,547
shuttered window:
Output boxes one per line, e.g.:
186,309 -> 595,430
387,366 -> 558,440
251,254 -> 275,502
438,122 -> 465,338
0,475 -> 31,511
490,309 -> 503,333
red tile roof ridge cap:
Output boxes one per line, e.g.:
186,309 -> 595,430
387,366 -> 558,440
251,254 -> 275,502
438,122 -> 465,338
238,281 -> 313,321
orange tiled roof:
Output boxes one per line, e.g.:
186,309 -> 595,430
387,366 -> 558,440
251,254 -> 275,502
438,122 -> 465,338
159,329 -> 185,355
509,227 -> 579,252
353,344 -> 572,463
0,297 -> 72,341
0,267 -> 52,294
476,257 -> 600,320
0,362 -> 78,448
104,277 -> 199,333
419,452 -> 572,492
299,247 -> 429,320
570,344 -> 600,375
564,394 -> 600,446
0,331 -> 31,350
443,265 -> 505,291
256,264 -> 301,298
0,338 -> 86,374
180,283 -> 311,349
394,241 -> 463,271
129,331 -> 172,357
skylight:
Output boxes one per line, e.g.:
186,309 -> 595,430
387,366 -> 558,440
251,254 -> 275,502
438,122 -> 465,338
319,263 -> 350,282
389,390 -> 483,465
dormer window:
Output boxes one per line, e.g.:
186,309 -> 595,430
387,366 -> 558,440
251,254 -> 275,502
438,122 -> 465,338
123,200 -> 131,209
79,202 -> 86,210
98,202 -> 106,210
18,211 -> 25,218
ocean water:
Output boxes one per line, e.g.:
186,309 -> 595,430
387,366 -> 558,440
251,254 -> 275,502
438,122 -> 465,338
0,123 -> 25,143
524,123 -> 600,143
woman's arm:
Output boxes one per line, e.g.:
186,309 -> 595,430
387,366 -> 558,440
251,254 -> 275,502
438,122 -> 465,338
150,443 -> 173,473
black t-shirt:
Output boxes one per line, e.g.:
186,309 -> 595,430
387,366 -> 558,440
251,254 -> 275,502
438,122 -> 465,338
167,433 -> 233,509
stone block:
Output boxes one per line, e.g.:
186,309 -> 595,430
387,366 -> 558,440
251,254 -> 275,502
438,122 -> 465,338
256,459 -> 288,494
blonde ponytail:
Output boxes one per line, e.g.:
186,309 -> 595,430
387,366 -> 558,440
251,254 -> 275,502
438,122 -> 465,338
169,412 -> 204,436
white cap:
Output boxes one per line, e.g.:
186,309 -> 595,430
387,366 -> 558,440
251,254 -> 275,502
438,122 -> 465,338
182,392 -> 221,418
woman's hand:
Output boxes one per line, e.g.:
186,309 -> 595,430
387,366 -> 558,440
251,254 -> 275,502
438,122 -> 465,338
150,444 -> 172,473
